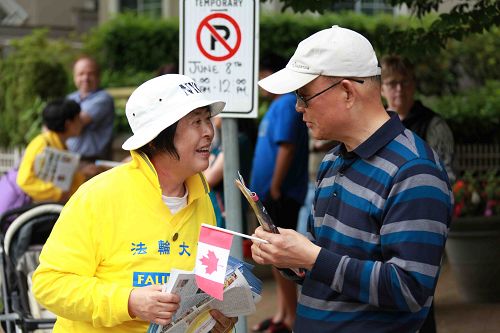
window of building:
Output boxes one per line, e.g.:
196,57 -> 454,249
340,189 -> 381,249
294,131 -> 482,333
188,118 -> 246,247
120,0 -> 162,18
332,0 -> 394,15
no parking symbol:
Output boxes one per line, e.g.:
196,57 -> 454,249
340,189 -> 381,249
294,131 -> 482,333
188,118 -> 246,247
196,13 -> 242,61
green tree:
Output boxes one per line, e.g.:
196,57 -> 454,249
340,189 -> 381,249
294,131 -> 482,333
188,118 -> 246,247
272,0 -> 499,59
0,29 -> 76,147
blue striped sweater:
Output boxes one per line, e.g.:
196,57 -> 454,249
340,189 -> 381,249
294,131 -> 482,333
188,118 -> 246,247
295,113 -> 453,333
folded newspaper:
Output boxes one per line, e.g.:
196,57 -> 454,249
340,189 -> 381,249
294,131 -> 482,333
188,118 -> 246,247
33,147 -> 80,191
147,256 -> 262,333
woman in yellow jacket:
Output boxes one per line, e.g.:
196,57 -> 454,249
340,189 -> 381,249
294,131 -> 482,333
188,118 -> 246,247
32,74 -> 236,333
16,99 -> 94,202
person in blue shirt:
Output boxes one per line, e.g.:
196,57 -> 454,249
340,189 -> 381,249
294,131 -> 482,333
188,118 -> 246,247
66,56 -> 115,160
250,54 -> 309,333
252,26 -> 452,333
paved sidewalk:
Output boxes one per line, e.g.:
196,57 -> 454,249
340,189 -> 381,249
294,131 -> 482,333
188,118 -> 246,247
245,260 -> 500,333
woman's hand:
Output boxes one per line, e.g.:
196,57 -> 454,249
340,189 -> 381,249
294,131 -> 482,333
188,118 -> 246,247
128,285 -> 180,326
209,309 -> 238,333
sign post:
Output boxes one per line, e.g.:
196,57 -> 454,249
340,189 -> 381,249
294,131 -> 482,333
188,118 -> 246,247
180,1 -> 259,331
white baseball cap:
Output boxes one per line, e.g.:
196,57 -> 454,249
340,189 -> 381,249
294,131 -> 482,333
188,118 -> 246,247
122,74 -> 225,150
258,25 -> 381,94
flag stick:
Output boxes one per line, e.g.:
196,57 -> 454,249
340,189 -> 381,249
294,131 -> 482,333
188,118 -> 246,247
201,223 -> 269,244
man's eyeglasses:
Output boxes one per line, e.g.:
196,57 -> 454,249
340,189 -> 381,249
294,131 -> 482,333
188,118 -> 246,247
295,78 -> 365,108
382,80 -> 411,89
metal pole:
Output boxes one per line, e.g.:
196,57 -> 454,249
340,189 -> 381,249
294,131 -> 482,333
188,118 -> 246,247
221,117 -> 247,333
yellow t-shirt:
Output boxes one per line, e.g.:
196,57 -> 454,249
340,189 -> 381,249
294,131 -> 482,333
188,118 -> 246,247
16,131 -> 85,201
32,151 -> 216,332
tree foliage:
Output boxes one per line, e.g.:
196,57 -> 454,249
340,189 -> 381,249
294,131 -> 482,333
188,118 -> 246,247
0,30 -> 75,146
273,0 -> 500,57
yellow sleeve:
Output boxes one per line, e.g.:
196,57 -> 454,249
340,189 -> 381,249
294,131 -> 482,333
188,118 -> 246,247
17,136 -> 63,201
32,189 -> 133,328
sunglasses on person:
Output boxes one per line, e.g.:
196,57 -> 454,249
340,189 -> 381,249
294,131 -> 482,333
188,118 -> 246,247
295,78 -> 365,108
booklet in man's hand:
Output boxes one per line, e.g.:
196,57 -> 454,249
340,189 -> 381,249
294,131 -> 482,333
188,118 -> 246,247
234,172 -> 279,234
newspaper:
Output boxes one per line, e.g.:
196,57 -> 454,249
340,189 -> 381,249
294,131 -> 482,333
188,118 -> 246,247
33,147 -> 80,191
147,268 -> 257,333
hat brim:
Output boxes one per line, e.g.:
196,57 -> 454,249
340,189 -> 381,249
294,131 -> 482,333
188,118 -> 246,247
122,99 -> 225,151
258,68 -> 319,94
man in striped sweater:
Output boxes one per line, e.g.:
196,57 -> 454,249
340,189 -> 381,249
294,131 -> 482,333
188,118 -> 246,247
251,25 -> 453,333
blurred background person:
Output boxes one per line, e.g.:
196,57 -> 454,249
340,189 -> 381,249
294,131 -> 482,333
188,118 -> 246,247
66,55 -> 115,161
16,99 -> 97,204
381,55 -> 455,183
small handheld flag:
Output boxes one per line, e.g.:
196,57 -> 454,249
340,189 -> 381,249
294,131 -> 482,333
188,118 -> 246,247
195,224 -> 234,300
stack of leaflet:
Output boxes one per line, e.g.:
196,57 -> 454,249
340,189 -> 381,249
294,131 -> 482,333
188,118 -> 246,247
147,256 -> 262,333
226,256 -> 262,299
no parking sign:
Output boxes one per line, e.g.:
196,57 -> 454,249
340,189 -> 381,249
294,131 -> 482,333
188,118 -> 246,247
180,0 -> 258,118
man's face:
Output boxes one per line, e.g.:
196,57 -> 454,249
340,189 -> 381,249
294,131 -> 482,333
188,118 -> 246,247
295,76 -> 347,140
381,73 -> 415,115
173,107 -> 215,175
73,59 -> 99,96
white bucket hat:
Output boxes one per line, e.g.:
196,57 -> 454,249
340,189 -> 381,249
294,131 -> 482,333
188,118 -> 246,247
122,74 -> 225,150
258,25 -> 381,94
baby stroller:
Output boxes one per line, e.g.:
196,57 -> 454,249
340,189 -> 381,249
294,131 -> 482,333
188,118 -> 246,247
0,203 -> 62,332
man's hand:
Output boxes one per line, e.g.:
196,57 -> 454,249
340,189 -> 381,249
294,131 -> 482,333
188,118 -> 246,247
209,309 -> 238,333
128,285 -> 180,326
251,227 -> 321,271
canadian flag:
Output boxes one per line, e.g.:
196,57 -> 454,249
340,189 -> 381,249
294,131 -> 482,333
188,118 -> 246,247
195,224 -> 233,300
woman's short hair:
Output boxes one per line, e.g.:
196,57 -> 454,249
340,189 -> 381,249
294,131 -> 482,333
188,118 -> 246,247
380,55 -> 415,80
137,122 -> 180,160
42,99 -> 81,133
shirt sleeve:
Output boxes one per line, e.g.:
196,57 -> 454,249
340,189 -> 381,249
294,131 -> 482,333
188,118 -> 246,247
308,158 -> 452,312
426,116 -> 455,183
32,189 -> 133,327
83,92 -> 115,124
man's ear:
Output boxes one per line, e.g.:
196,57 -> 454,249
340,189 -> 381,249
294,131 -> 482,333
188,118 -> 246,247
341,80 -> 356,108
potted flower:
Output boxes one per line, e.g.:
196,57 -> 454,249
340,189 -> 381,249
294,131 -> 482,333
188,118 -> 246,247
453,171 -> 500,219
445,170 -> 500,302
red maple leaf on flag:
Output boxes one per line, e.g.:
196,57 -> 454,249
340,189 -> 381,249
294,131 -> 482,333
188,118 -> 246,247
200,250 -> 219,274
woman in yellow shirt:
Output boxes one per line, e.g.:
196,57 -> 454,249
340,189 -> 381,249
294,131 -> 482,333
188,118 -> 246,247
16,99 -> 96,202
33,74 -> 236,333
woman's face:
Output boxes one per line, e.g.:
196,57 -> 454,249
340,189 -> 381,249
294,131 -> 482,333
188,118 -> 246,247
65,114 -> 84,137
173,107 -> 214,175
